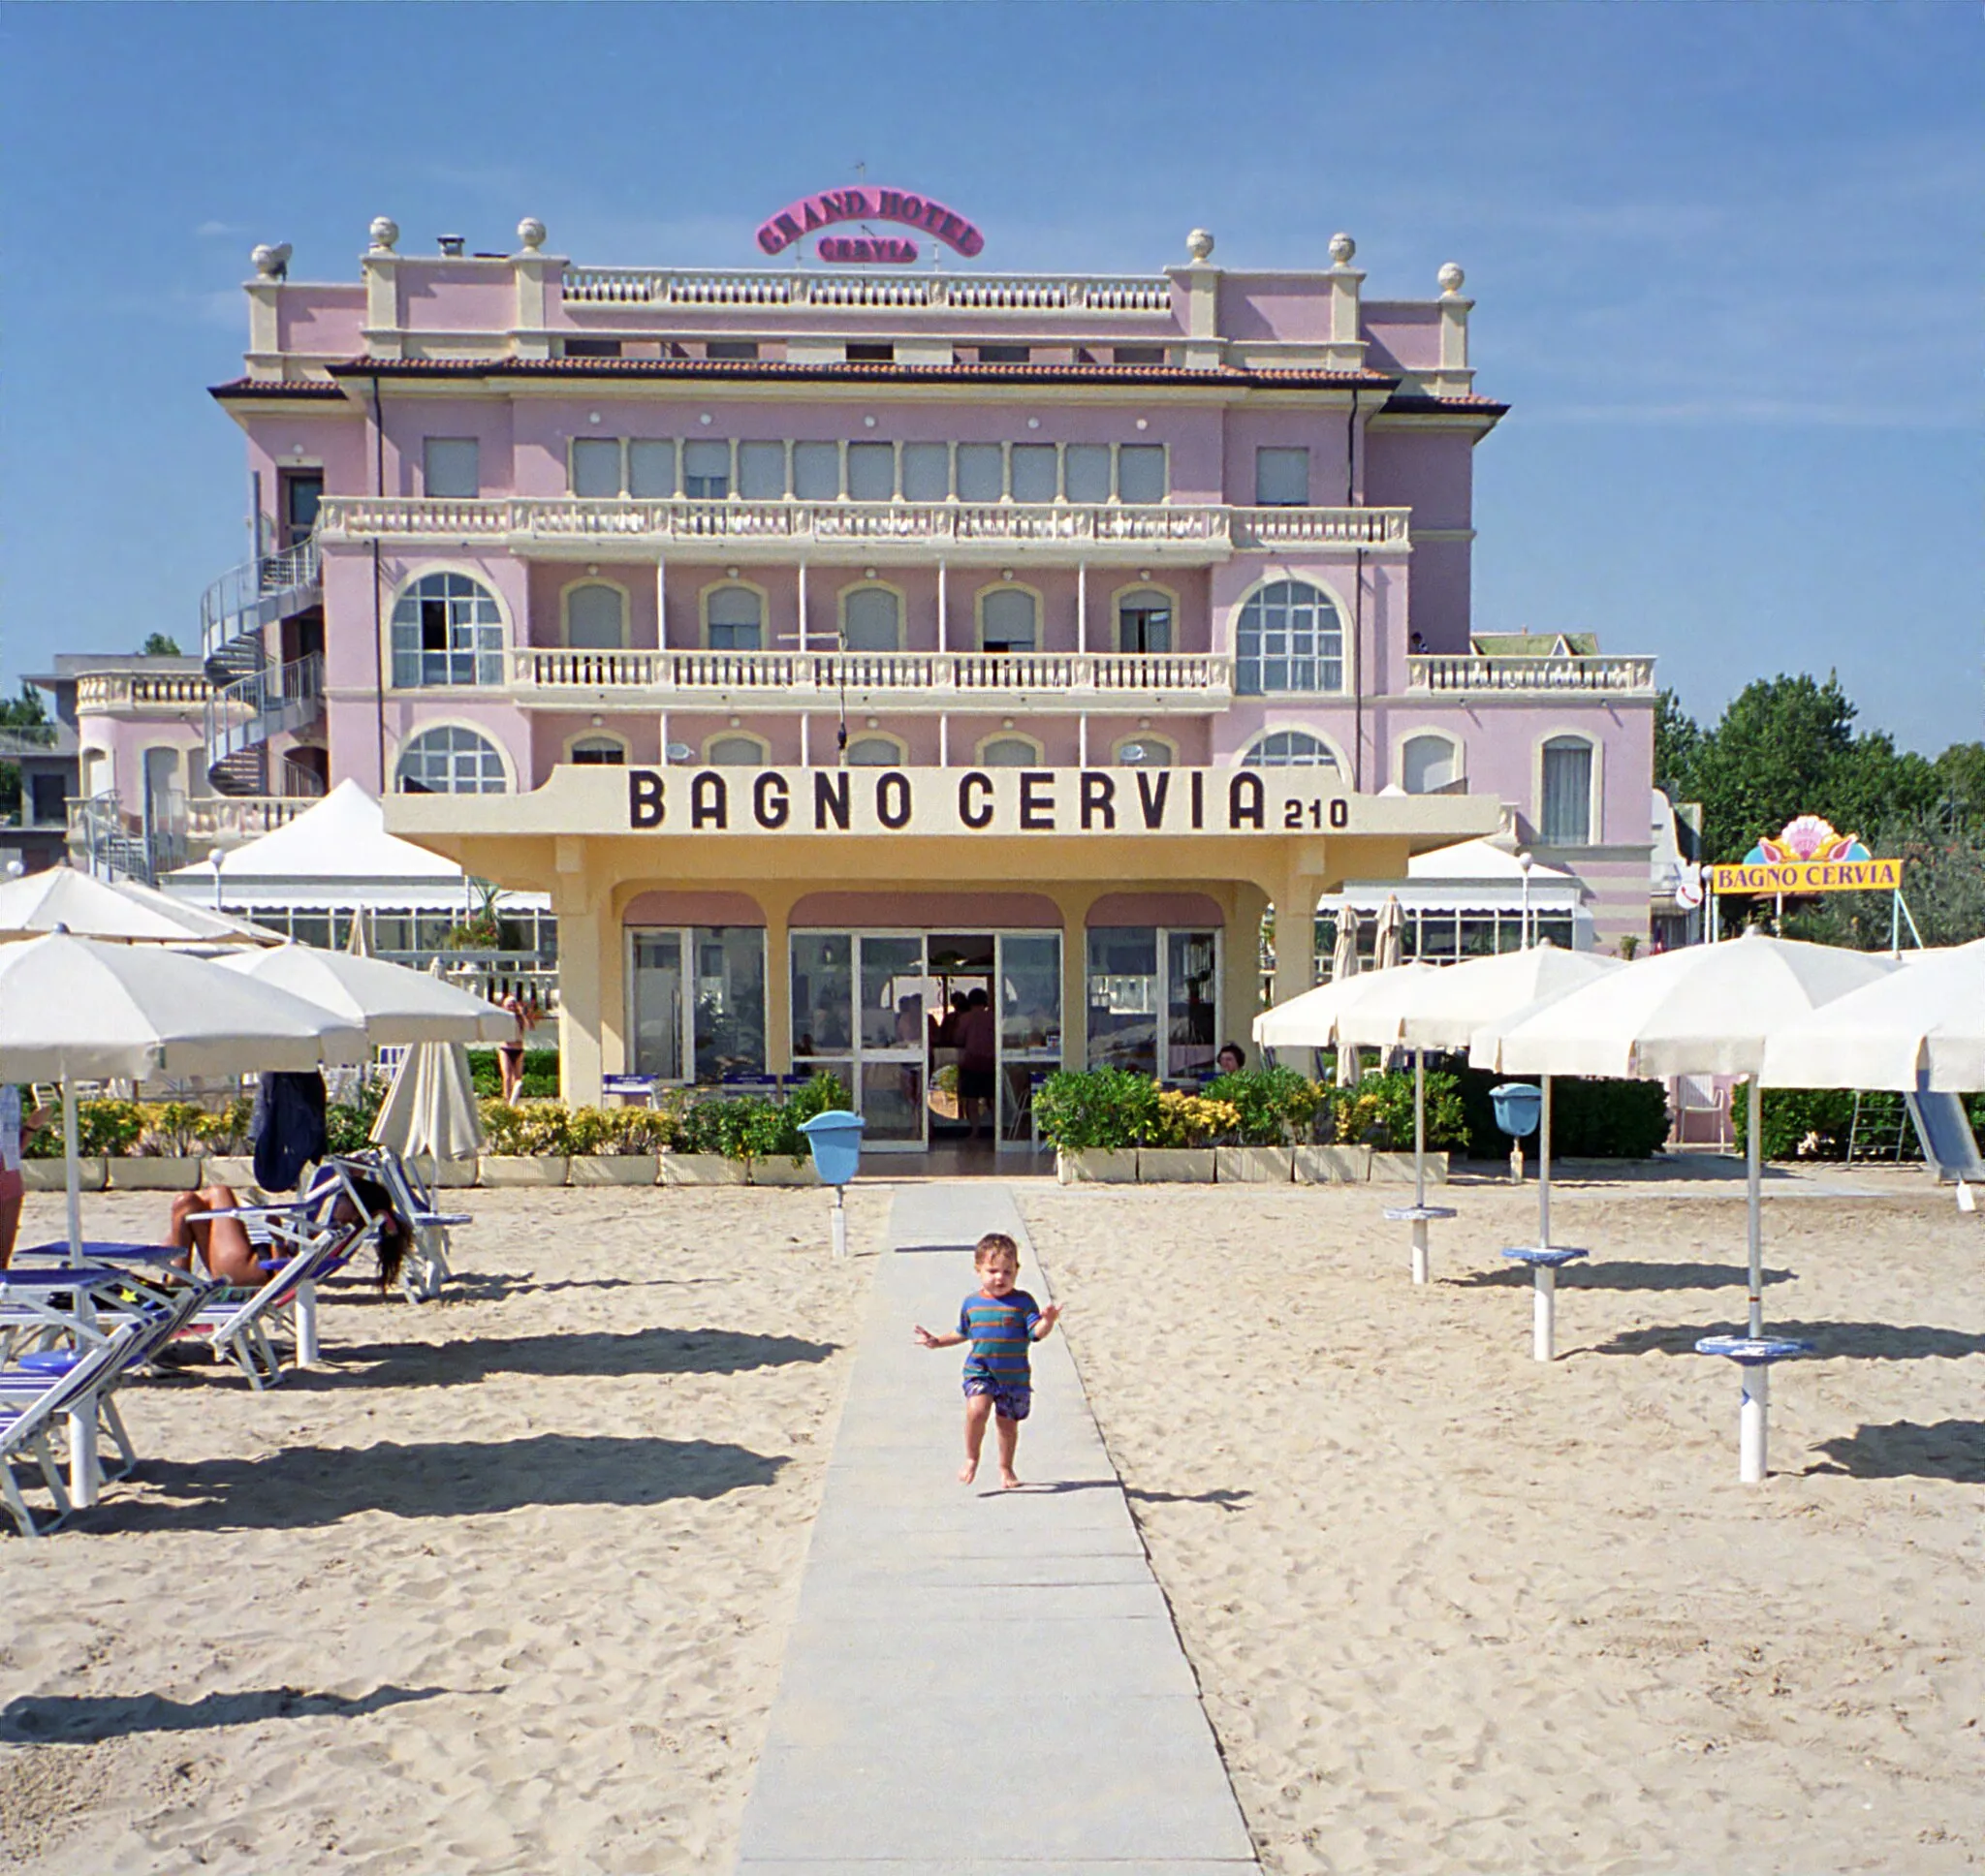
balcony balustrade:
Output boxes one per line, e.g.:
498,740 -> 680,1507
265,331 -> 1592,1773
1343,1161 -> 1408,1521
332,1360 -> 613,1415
75,672 -> 216,713
558,266 -> 1175,315
506,645 -> 1233,713
1405,653 -> 1656,697
316,496 -> 1410,561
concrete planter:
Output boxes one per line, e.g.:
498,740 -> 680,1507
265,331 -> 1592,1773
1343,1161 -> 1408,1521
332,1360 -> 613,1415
107,1156 -> 205,1192
1215,1146 -> 1295,1184
1295,1144 -> 1372,1185
1137,1148 -> 1216,1183
202,1156 -> 260,1190
480,1154 -> 570,1188
407,1156 -> 480,1190
1056,1148 -> 1140,1184
568,1154 -> 663,1187
660,1153 -> 747,1187
748,1158 -> 819,1187
1370,1150 -> 1450,1185
21,1159 -> 103,1193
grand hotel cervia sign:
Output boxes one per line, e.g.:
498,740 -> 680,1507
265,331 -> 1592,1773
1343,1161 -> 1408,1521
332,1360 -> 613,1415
627,766 -> 1353,837
755,186 -> 985,266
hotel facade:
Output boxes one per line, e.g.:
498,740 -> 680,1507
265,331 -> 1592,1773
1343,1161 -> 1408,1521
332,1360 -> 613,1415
151,203 -> 1654,1143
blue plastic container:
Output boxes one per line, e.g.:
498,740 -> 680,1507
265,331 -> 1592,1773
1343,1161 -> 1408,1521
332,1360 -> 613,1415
799,1110 -> 866,1188
1491,1081 -> 1543,1139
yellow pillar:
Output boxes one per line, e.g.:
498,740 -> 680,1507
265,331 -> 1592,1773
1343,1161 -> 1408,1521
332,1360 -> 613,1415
553,838 -> 604,1107
1272,849 -> 1327,1013
1225,879 -> 1271,1042
759,885 -> 802,1077
1046,883 -> 1103,1071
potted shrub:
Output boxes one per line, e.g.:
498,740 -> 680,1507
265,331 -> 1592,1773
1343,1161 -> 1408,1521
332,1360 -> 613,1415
661,1093 -> 750,1185
1137,1088 -> 1236,1182
1035,1069 -> 1150,1183
566,1103 -> 666,1185
196,1094 -> 259,1189
744,1073 -> 846,1185
104,1099 -> 204,1191
1206,1067 -> 1320,1183
19,1094 -> 115,1192
1335,1067 -> 1464,1183
478,1099 -> 572,1186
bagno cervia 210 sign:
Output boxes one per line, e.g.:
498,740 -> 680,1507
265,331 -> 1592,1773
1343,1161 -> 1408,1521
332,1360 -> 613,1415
624,766 -> 1355,837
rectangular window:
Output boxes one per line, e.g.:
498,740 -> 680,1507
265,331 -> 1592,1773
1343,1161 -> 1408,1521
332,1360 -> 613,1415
737,441 -> 787,500
682,440 -> 730,500
565,338 -> 622,359
1113,345 -> 1167,366
1010,444 -> 1058,503
1165,930 -> 1218,1082
705,340 -> 760,360
1117,445 -> 1167,503
628,439 -> 676,497
900,441 -> 950,501
1086,927 -> 1158,1077
792,442 -> 840,500
1063,444 -> 1111,504
1541,740 -> 1594,845
692,926 -> 767,1082
977,344 -> 1030,364
846,442 -> 896,501
571,438 -> 623,498
956,443 -> 1004,502
423,438 -> 480,499
846,342 -> 895,362
1254,446 -> 1309,506
631,931 -> 684,1081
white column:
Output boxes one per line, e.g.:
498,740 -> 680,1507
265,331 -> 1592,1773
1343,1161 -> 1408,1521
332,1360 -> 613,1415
655,556 -> 667,649
1079,715 -> 1088,766
798,560 -> 808,650
937,559 -> 948,653
939,715 -> 949,767
659,710 -> 669,766
800,714 -> 810,767
1078,560 -> 1087,653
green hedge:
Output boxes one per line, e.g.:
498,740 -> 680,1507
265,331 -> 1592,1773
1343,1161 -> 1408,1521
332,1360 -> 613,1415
1731,1087 -> 1985,1162
467,1047 -> 560,1100
1451,1064 -> 1670,1161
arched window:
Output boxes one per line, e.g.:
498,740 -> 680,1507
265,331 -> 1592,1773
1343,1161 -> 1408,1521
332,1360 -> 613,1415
706,734 -> 767,765
978,736 -> 1040,767
1117,592 -> 1173,655
1242,730 -> 1339,769
569,735 -> 626,766
396,725 -> 508,794
1235,579 -> 1344,694
842,587 -> 901,652
844,735 -> 902,766
1401,732 -> 1460,794
707,586 -> 763,651
566,583 -> 626,651
392,573 -> 504,688
1114,736 -> 1174,766
981,588 -> 1037,654
1540,735 -> 1594,845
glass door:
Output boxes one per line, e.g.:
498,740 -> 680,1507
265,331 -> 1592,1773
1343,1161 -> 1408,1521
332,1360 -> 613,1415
791,931 -> 929,1150
996,932 -> 1061,1149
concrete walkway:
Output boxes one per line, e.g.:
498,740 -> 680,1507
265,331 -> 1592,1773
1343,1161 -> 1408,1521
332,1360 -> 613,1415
735,1182 -> 1258,1876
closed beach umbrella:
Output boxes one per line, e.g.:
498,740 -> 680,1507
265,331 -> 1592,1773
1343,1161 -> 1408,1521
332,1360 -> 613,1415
1329,907 -> 1363,1087
216,943 -> 513,1047
0,866 -> 275,948
1761,937 -> 1985,1093
371,1042 -> 485,1164
1372,894 -> 1406,971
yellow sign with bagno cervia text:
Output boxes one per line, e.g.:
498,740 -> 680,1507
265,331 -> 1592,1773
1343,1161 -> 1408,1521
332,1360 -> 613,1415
1710,858 -> 1904,895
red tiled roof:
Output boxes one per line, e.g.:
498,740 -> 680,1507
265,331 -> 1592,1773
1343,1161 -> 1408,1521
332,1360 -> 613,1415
208,376 -> 350,401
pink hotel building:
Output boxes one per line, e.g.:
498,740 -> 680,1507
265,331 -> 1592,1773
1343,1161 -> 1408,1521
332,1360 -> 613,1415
173,208 -> 1654,1130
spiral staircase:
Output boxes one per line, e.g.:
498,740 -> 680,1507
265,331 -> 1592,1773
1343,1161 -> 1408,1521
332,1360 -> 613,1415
200,538 -> 325,795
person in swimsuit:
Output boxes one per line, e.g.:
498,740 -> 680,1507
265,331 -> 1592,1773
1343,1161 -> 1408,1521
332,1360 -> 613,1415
498,991 -> 537,1103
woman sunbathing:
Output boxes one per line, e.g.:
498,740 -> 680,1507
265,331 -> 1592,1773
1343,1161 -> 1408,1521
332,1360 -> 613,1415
165,1171 -> 409,1293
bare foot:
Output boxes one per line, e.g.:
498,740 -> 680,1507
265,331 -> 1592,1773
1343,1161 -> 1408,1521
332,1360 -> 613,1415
959,1458 -> 979,1485
999,1468 -> 1023,1489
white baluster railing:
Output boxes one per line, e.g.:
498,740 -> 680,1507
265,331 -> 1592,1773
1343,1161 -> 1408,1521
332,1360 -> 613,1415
1406,654 -> 1656,695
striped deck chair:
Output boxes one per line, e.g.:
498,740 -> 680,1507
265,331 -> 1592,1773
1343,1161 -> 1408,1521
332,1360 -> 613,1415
0,1318 -> 149,1537
184,1207 -> 381,1391
321,1147 -> 470,1302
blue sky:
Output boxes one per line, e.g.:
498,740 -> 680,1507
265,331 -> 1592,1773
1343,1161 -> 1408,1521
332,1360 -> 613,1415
3,0 -> 1977,751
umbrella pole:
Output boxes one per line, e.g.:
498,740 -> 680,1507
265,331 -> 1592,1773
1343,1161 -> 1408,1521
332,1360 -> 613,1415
1539,1075 -> 1553,1249
1746,1078 -> 1764,1337
1413,1049 -> 1426,1210
62,1071 -> 82,1266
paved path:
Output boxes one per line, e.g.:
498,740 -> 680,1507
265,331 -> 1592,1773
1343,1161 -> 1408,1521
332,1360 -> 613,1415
735,1182 -> 1258,1876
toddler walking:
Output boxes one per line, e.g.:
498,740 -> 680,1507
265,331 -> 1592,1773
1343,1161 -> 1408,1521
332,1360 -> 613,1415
914,1231 -> 1061,1488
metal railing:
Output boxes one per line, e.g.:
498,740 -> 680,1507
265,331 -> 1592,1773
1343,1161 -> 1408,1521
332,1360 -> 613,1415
1405,653 -> 1656,696
558,266 -> 1175,315
205,651 -> 325,768
199,538 -> 323,664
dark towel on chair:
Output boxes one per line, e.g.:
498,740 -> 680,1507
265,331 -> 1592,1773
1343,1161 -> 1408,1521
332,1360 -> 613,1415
251,1071 -> 328,1192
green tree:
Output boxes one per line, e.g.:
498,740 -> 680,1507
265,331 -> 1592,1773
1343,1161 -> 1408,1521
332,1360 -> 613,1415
1788,807 -> 1985,951
140,632 -> 182,657
1654,687 -> 1702,801
0,682 -> 51,822
1933,742 -> 1985,828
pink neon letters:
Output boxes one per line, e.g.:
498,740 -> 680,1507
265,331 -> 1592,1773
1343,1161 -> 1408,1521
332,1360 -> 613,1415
817,235 -> 918,265
756,188 -> 985,259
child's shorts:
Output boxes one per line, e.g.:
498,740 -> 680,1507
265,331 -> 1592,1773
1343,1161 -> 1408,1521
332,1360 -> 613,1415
961,1375 -> 1031,1421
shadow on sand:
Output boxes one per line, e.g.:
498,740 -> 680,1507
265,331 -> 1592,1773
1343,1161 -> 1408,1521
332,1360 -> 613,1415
0,1684 -> 450,1744
1804,1421 -> 1985,1485
1585,1321 -> 1985,1361
1445,1260 -> 1798,1294
92,1432 -> 787,1534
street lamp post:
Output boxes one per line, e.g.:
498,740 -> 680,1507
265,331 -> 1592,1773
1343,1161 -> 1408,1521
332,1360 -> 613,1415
1517,850 -> 1533,949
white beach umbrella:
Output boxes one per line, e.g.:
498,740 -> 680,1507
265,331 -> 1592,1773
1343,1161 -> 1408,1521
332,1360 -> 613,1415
371,1043 -> 485,1163
1372,894 -> 1405,971
1760,937 -> 1985,1093
1484,931 -> 1895,1335
0,866 -> 275,947
1329,908 -> 1363,1087
0,930 -> 364,1263
215,943 -> 514,1047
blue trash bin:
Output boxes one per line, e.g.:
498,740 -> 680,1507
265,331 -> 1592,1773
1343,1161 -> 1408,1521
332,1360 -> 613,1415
799,1110 -> 865,1189
1491,1082 -> 1543,1139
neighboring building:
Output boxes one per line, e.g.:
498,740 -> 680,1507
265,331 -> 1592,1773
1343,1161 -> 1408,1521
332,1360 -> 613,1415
0,715 -> 76,877
99,207 -> 1657,1142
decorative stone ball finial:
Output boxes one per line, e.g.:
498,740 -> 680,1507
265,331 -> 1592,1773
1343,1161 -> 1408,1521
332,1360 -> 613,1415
368,216 -> 400,254
1438,261 -> 1465,296
1329,232 -> 1356,266
518,216 -> 547,253
1185,228 -> 1214,263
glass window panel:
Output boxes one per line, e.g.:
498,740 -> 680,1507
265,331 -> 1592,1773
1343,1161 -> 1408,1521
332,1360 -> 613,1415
682,440 -> 730,499
956,443 -> 1004,501
844,736 -> 900,766
1010,444 -> 1058,502
1235,579 -> 1343,695
843,587 -> 899,652
1458,916 -> 1497,958
1242,731 -> 1337,769
571,438 -> 622,498
396,724 -> 507,795
1117,445 -> 1166,503
570,737 -> 625,766
792,934 -> 853,1056
423,437 -> 480,498
630,930 -> 684,1080
737,440 -> 787,499
1535,915 -> 1576,950
566,583 -> 625,649
981,588 -> 1036,652
1541,738 -> 1593,845
628,439 -> 676,497
1165,929 -> 1218,1081
1064,444 -> 1111,503
860,937 -> 925,1050
1118,596 -> 1172,654
692,926 -> 766,1082
1115,737 -> 1171,766
707,587 -> 762,650
900,441 -> 950,501
792,442 -> 840,499
707,735 -> 764,764
1000,934 -> 1061,1054
846,442 -> 896,501
1402,734 -> 1457,794
979,737 -> 1037,767
859,1059 -> 925,1142
1254,446 -> 1309,506
1086,926 -> 1158,1077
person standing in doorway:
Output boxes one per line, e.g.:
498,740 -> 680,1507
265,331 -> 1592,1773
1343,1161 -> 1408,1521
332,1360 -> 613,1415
957,987 -> 998,1141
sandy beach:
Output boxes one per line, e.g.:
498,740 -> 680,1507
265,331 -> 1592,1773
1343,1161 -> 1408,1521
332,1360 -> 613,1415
1022,1171 -> 1985,1875
0,1185 -> 879,1875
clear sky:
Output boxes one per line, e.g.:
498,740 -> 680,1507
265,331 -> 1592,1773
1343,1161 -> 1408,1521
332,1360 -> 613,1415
2,0 -> 1976,751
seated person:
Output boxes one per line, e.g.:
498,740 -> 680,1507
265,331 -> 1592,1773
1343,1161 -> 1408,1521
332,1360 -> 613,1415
165,1170 -> 409,1293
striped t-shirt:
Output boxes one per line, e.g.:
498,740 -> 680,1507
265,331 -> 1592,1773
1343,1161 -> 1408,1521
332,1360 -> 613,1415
958,1289 -> 1042,1388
